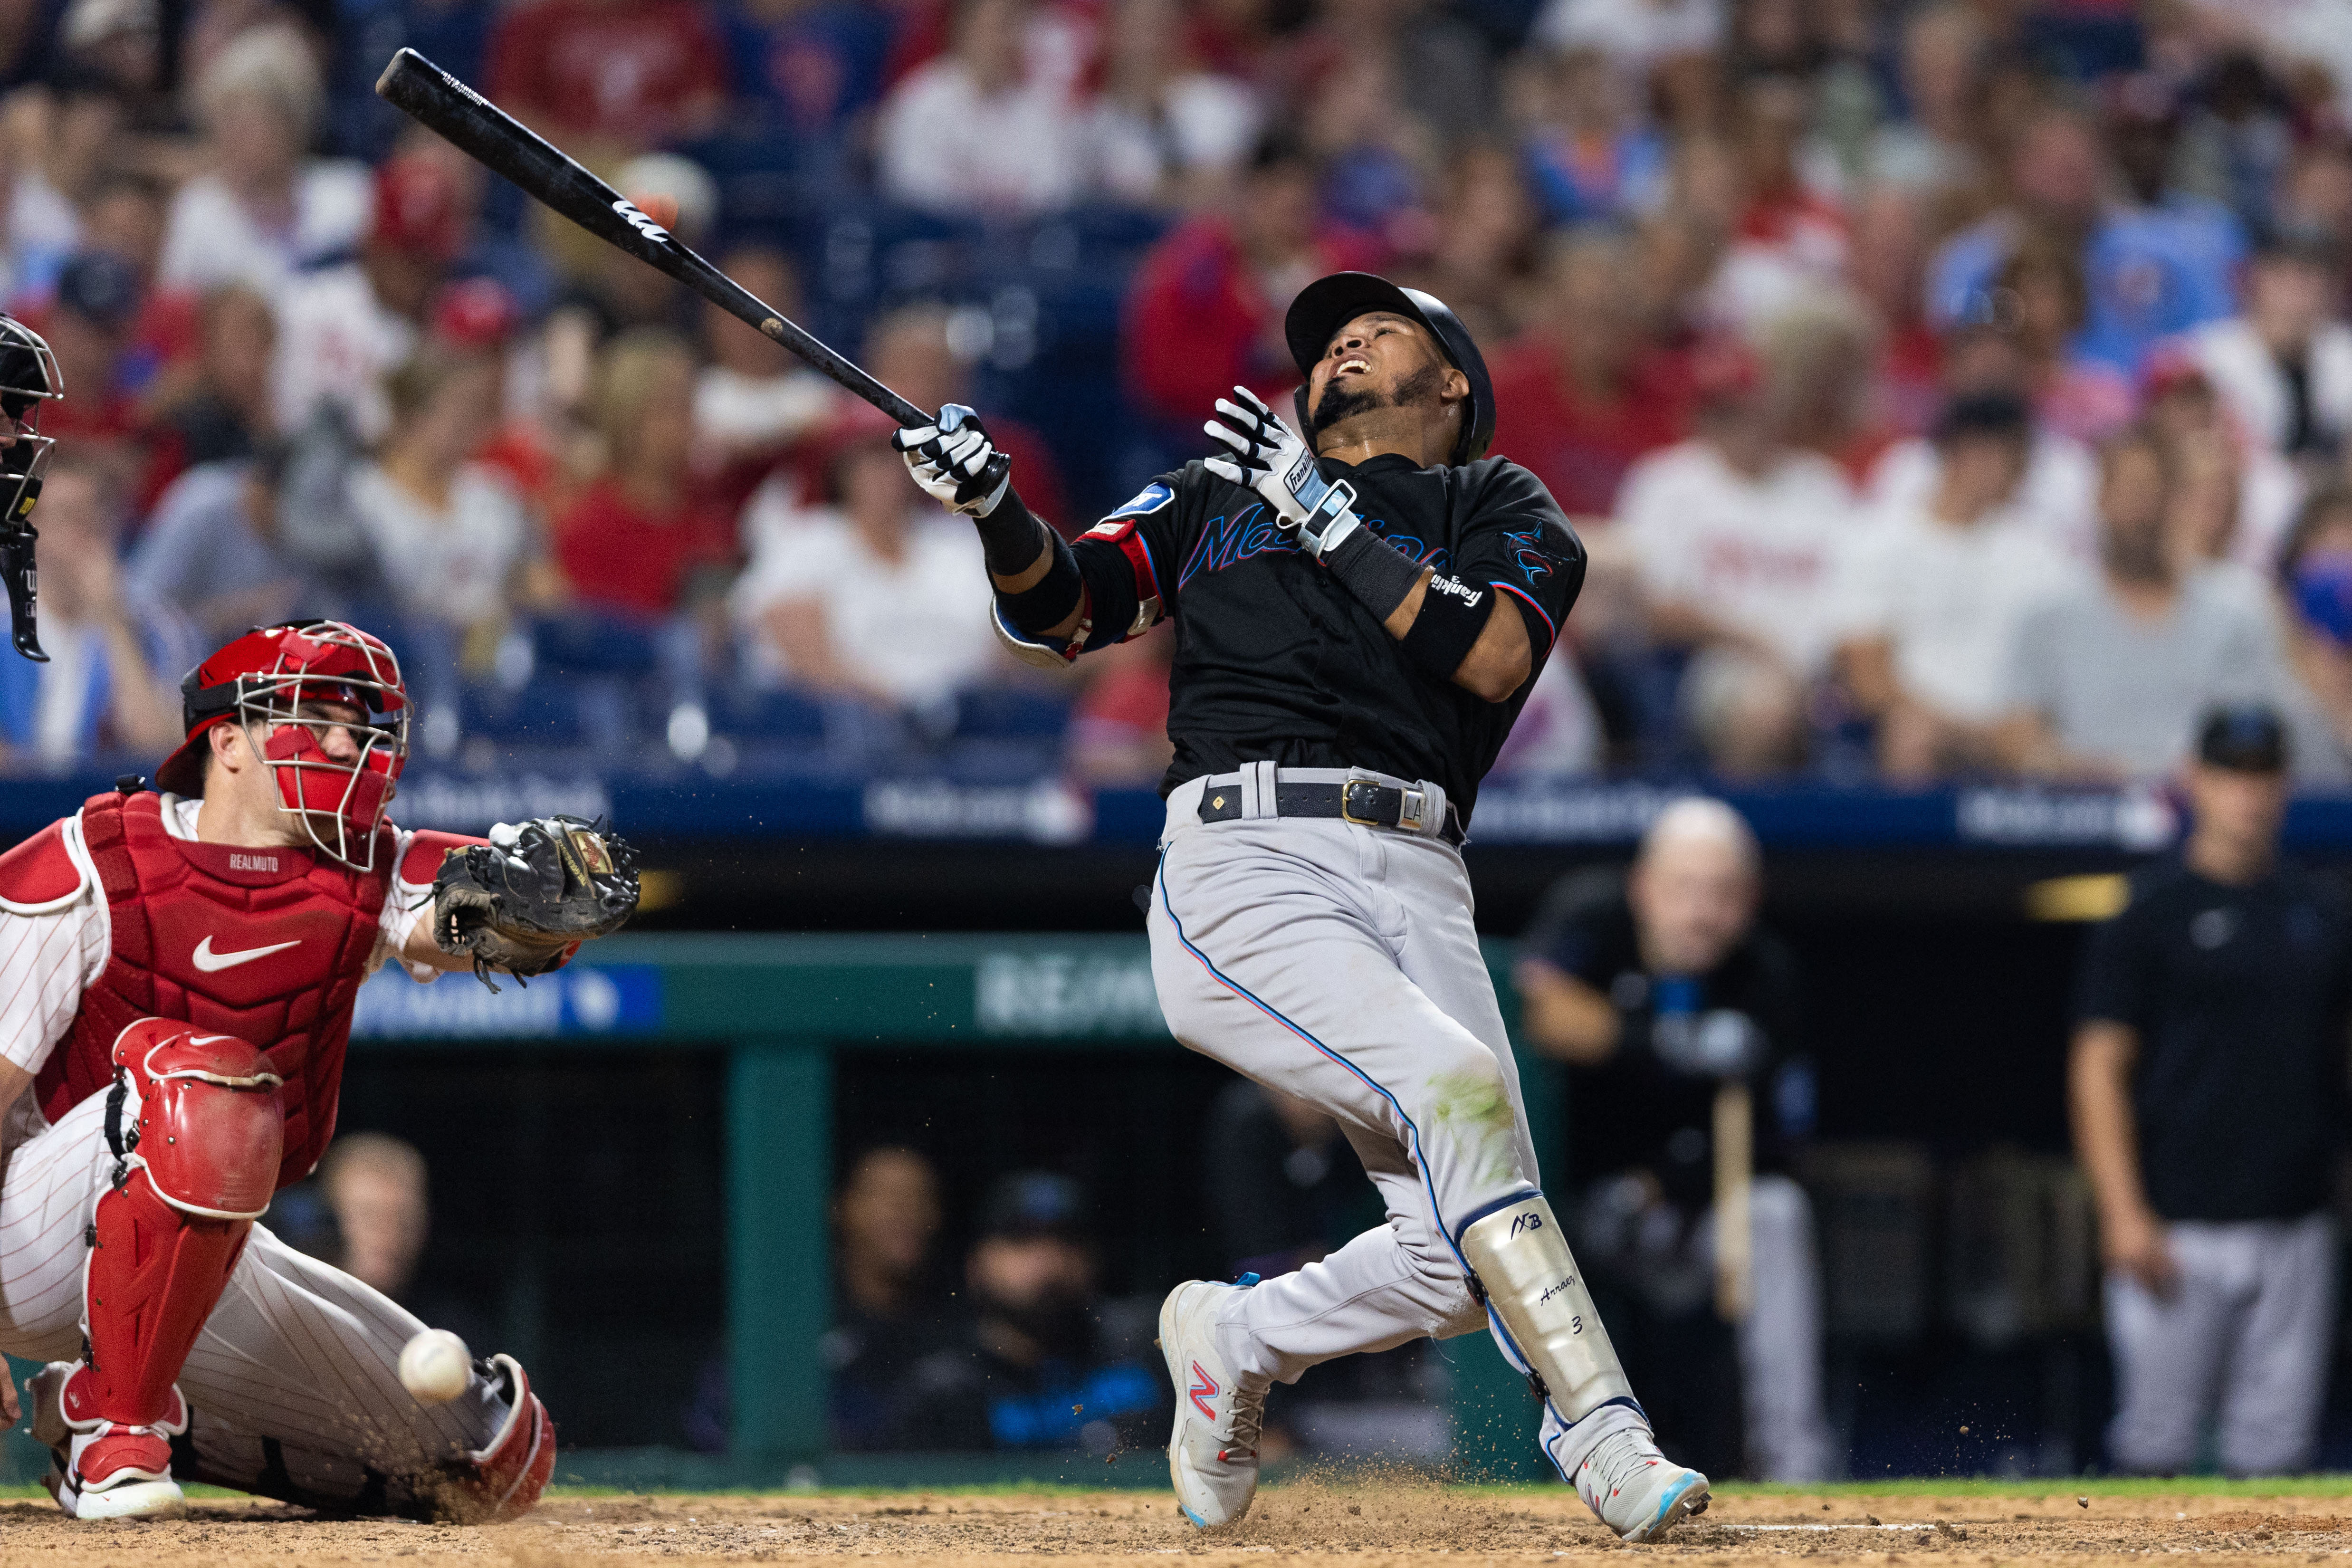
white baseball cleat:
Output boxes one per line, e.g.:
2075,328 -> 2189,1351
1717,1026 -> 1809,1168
30,1362 -> 189,1520
1157,1276 -> 1267,1529
1574,1424 -> 1710,1542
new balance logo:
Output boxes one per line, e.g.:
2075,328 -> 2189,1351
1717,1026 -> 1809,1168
612,198 -> 671,245
1189,1362 -> 1221,1421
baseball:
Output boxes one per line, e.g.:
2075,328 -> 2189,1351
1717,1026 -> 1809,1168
397,1329 -> 472,1405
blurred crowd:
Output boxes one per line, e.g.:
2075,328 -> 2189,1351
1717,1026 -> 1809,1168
19,0 -> 2352,785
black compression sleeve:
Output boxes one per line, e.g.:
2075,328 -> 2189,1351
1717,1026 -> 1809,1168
1320,526 -> 1427,622
997,526 -> 1084,635
1397,574 -> 1494,682
974,488 -> 1052,576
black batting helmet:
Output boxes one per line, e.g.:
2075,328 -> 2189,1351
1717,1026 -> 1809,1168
1285,272 -> 1494,467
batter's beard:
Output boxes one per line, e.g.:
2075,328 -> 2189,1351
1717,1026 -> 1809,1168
1310,364 -> 1445,440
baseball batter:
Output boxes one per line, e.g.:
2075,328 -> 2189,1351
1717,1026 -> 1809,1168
0,440 -> 640,1524
898,272 -> 1709,1539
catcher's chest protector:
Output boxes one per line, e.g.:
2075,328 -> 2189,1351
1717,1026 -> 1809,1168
37,790 -> 393,1187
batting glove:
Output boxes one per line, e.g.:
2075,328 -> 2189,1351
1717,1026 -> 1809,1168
895,404 -> 1012,517
1203,386 -> 1361,559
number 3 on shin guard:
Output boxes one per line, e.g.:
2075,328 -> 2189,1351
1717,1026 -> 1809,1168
1458,1194 -> 1634,1421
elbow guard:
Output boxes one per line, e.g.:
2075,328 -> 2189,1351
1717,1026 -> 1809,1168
991,531 -> 1089,669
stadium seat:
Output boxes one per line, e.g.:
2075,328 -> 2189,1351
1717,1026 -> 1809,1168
949,686 -> 1072,743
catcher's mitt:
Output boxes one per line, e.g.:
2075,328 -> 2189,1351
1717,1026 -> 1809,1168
433,815 -> 640,990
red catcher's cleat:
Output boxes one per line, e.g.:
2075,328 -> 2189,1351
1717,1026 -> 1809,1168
435,1353 -> 555,1523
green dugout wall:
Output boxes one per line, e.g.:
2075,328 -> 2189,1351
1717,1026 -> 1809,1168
300,935 -> 1564,1485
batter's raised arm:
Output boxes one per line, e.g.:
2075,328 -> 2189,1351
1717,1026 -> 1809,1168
1206,385 -> 1558,702
897,405 -> 1142,667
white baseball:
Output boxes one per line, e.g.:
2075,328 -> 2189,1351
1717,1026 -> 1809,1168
398,1329 -> 472,1405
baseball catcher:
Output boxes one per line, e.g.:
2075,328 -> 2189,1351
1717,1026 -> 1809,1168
0,619 -> 639,1520
899,274 -> 1707,1539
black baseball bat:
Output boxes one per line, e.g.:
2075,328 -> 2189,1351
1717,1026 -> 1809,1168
373,48 -> 928,429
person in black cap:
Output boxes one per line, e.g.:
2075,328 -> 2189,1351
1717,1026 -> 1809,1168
2071,704 -> 2352,1475
894,275 -> 1707,1539
895,1172 -> 1163,1453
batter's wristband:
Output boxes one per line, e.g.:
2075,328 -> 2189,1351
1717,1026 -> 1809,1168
1398,574 -> 1494,683
996,529 -> 1085,635
973,489 -> 1051,577
1322,526 -> 1425,623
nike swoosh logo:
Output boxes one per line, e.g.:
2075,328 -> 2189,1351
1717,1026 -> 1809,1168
191,936 -> 300,973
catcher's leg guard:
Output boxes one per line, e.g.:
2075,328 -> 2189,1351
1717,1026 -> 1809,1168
50,1020 -> 284,1520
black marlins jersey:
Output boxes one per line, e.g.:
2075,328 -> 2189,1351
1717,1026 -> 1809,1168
1068,452 -> 1586,820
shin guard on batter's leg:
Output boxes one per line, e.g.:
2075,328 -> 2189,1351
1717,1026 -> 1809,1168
1460,1194 -> 1710,1543
48,1021 -> 283,1520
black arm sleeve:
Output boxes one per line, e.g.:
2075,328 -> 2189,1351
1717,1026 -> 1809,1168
996,525 -> 1084,636
973,487 -> 1050,575
1321,525 -> 1427,623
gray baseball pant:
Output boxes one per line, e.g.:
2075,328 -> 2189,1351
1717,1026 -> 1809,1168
2104,1212 -> 2336,1476
1147,765 -> 1645,1478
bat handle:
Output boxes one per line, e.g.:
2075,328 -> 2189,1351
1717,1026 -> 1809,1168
1713,1080 -> 1752,1323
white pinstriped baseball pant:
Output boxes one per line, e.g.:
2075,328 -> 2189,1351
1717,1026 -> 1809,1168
0,1089 -> 508,1510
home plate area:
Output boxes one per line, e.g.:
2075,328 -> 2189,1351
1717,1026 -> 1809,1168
1,1485 -> 2347,1566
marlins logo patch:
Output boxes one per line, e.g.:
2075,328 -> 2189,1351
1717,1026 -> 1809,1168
1087,483 -> 1175,536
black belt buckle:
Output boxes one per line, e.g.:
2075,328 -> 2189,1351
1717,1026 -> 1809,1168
1341,779 -> 1392,829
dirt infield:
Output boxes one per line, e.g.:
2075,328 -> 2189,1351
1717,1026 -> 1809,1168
2,1485 -> 2349,1566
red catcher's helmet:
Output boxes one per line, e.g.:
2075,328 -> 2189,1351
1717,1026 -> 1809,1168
154,620 -> 410,871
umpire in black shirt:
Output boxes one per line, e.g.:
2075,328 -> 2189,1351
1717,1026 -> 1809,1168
2071,705 -> 2352,1475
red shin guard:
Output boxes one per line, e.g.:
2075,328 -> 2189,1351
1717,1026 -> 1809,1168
72,1170 -> 252,1432
72,1020 -> 285,1434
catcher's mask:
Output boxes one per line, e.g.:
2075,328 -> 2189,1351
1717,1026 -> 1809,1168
1283,272 -> 1494,468
155,620 -> 411,871
0,313 -> 63,661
